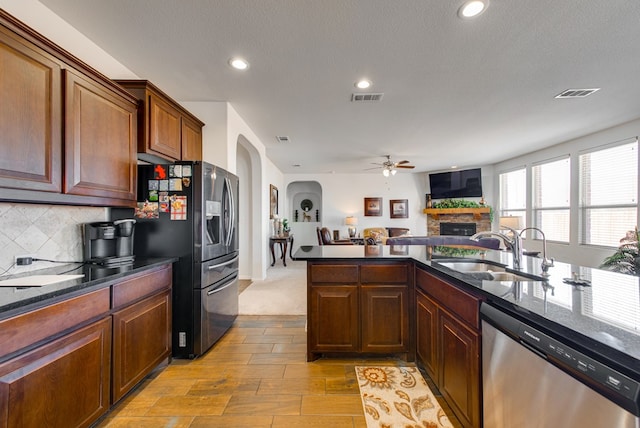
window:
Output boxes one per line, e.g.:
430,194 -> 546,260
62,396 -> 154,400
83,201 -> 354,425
499,168 -> 526,220
579,139 -> 638,247
532,157 -> 570,242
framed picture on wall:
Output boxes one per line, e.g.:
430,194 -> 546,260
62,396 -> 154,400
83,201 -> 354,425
364,197 -> 382,216
270,184 -> 278,219
390,199 -> 408,218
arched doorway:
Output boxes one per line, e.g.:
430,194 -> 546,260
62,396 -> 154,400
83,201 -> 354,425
286,181 -> 322,253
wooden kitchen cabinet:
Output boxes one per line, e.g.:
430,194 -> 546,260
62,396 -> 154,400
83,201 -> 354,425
0,10 -> 139,207
416,267 -> 481,428
0,317 -> 112,428
64,69 -> 137,203
112,290 -> 171,402
307,261 -> 411,361
0,17 -> 62,193
111,264 -> 172,403
116,80 -> 204,162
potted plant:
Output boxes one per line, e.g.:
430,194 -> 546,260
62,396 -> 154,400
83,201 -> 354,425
600,227 -> 640,276
282,219 -> 290,236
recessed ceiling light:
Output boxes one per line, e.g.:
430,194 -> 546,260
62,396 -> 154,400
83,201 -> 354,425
355,79 -> 372,89
458,0 -> 488,19
229,57 -> 249,70
451,165 -> 458,169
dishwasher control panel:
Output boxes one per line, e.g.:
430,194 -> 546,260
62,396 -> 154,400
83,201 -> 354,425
519,323 -> 639,403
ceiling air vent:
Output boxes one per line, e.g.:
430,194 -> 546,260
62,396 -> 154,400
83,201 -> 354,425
275,136 -> 290,143
351,93 -> 384,102
555,88 -> 600,99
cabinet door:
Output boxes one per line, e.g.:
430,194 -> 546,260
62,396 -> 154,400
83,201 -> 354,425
439,310 -> 480,428
0,27 -> 62,192
361,285 -> 409,353
64,69 -> 137,204
181,114 -> 203,161
112,290 -> 171,403
0,317 -> 111,428
416,289 -> 439,380
308,285 -> 359,357
148,92 -> 181,160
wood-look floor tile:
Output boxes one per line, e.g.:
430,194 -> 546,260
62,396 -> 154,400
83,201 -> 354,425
283,363 -> 352,378
212,343 -> 275,354
145,395 -> 231,416
325,376 -> 360,394
248,352 -> 307,365
301,395 -> 363,416
107,395 -> 159,417
187,378 -> 260,396
272,343 -> 307,353
223,364 -> 286,379
353,415 -> 369,428
133,378 -> 197,397
95,416 -> 194,427
223,327 -> 267,336
272,415 -> 361,427
242,334 -> 293,343
189,415 -> 274,427
223,394 -> 302,415
257,378 -> 326,395
292,334 -> 307,344
264,327 -> 306,335
155,365 -> 228,380
187,352 -> 253,365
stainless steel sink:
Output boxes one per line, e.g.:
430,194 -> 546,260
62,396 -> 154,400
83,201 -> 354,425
437,261 -> 541,282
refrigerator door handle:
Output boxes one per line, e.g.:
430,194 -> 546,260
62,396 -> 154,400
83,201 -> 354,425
224,176 -> 235,247
207,274 -> 238,295
207,255 -> 239,270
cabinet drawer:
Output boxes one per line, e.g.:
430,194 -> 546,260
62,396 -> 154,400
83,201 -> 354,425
361,264 -> 408,284
310,264 -> 358,283
112,264 -> 172,309
0,287 -> 110,359
416,268 -> 480,328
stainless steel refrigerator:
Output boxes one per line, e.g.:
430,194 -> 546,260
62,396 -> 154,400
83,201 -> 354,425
113,161 -> 238,359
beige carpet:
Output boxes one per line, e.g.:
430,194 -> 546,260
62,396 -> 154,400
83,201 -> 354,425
238,259 -> 307,315
356,366 -> 453,428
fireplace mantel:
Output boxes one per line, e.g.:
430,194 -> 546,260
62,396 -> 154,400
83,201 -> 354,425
423,207 -> 490,220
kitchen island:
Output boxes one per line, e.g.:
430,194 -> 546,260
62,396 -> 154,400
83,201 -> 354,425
294,244 -> 640,427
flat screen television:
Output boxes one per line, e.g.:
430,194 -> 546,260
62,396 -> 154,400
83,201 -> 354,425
428,168 -> 483,199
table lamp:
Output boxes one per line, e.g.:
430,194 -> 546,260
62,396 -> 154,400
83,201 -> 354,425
345,216 -> 358,238
499,216 -> 523,231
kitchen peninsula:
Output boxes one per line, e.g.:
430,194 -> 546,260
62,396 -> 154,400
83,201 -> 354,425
294,244 -> 640,428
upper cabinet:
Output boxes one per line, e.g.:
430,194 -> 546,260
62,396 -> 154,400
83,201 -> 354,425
0,10 -> 138,207
116,80 -> 204,163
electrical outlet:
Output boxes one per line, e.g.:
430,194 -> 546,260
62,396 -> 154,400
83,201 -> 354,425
15,254 -> 35,266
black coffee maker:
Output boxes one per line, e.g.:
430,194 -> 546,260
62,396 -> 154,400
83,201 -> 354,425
83,219 -> 136,266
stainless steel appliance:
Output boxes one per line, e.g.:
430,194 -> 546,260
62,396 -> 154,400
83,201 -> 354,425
112,161 -> 239,359
82,219 -> 136,266
481,302 -> 640,427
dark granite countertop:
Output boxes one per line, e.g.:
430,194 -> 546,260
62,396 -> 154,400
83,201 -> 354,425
294,245 -> 640,378
0,258 -> 177,319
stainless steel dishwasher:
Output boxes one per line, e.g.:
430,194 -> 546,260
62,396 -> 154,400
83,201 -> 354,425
481,302 -> 640,428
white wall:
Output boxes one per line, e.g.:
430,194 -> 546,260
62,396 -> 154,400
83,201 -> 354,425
493,117 -> 640,268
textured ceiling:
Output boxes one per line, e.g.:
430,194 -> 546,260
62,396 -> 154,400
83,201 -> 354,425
38,0 -> 640,174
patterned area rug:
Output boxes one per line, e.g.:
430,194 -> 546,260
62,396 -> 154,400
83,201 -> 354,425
356,366 -> 453,428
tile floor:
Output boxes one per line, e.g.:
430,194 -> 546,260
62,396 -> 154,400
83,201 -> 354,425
96,315 -> 462,427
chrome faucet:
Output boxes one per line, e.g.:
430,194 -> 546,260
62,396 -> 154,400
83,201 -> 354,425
471,227 -> 523,270
519,227 -> 554,275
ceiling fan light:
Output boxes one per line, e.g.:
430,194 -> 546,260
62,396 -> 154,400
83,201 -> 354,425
383,169 -> 390,177
391,169 -> 397,175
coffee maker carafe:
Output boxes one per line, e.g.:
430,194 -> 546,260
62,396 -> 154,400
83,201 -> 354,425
83,219 -> 136,266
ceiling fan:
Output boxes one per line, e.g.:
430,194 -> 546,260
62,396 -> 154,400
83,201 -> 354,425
366,155 -> 415,176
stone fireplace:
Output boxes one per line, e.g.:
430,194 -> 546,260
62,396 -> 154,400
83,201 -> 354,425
423,207 -> 491,236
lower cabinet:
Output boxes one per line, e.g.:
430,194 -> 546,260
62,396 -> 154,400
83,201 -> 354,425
0,317 -> 112,428
307,261 -> 411,361
112,289 -> 171,403
416,268 -> 481,428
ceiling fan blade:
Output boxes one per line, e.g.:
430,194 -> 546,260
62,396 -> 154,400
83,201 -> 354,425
364,166 -> 382,170
396,165 -> 415,169
396,160 -> 411,165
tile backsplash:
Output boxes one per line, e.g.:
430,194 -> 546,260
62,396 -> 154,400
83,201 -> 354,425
0,202 -> 107,275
